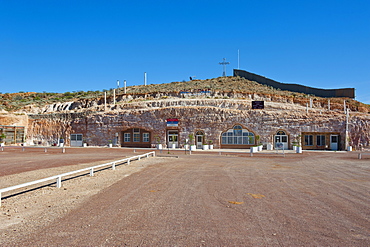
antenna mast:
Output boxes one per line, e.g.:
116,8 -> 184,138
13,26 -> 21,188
219,58 -> 230,77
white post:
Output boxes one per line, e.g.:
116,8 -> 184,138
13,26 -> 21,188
328,99 -> 330,111
104,92 -> 107,111
310,98 -> 313,108
344,100 -> 346,114
0,192 -> 2,207
90,168 -> 94,176
56,176 -> 62,188
306,103 -> 308,114
345,108 -> 350,150
144,72 -> 147,86
124,80 -> 126,94
113,89 -> 116,105
237,49 -> 240,69
127,159 -> 130,165
112,162 -> 116,170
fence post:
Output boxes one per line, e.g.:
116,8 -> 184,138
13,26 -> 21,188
153,151 -> 156,157
127,159 -> 130,165
62,148 -> 65,153
44,148 -> 47,153
358,153 -> 362,159
0,192 -> 2,207
112,162 -> 116,170
90,168 -> 94,176
138,156 -> 141,160
56,176 -> 62,188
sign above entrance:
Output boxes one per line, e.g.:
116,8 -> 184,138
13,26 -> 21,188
166,118 -> 179,127
252,101 -> 264,109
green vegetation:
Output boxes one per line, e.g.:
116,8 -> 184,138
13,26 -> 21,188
0,76 -> 369,113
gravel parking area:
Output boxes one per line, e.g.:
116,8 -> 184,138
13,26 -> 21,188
1,149 -> 369,246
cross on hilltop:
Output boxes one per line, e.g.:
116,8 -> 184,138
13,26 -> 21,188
219,58 -> 230,77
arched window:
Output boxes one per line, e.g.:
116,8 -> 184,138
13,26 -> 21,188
221,125 -> 255,145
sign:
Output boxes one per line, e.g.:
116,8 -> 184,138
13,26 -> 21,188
166,118 -> 179,127
252,101 -> 264,109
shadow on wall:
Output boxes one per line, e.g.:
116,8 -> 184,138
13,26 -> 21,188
234,69 -> 355,98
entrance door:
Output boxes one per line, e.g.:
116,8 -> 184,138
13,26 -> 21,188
274,131 -> 288,150
196,131 -> 204,149
70,134 -> 83,147
330,135 -> 339,150
167,130 -> 178,148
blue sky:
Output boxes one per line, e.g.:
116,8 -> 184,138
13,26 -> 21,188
1,0 -> 369,104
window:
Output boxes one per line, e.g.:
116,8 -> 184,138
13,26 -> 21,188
221,125 -> 254,145
133,129 -> 140,142
317,135 -> 325,146
124,133 -> 131,142
71,134 -> 83,141
304,135 -> 313,146
143,133 -> 149,142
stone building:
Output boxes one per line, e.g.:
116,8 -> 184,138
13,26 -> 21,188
1,75 -> 369,151
21,98 -> 369,151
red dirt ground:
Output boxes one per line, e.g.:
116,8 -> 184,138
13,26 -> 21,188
1,148 -> 369,246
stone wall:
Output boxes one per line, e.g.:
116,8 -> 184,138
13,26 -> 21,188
26,99 -> 370,150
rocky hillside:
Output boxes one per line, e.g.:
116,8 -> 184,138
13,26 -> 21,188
1,76 -> 369,114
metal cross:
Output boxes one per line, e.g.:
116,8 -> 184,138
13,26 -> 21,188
219,58 -> 230,77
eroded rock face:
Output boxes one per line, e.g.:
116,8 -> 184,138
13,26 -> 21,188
25,99 -> 370,149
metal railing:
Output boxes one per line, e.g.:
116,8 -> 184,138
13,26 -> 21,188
0,151 -> 155,206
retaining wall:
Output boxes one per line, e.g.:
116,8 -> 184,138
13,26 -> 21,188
234,69 -> 355,98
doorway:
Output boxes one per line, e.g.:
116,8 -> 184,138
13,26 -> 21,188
167,130 -> 179,148
330,135 -> 339,150
196,131 -> 204,149
274,130 -> 288,150
70,134 -> 83,147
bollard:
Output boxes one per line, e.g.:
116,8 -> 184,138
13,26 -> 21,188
90,168 -> 94,176
112,162 -> 116,170
44,148 -> 47,153
56,176 -> 62,188
62,148 -> 65,153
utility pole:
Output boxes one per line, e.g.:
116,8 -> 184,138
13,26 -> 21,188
345,108 -> 350,150
219,58 -> 230,77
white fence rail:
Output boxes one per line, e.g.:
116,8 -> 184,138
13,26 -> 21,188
0,151 -> 155,206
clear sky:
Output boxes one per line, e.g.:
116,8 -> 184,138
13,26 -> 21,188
1,0 -> 369,104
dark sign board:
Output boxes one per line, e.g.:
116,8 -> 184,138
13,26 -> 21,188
252,101 -> 264,109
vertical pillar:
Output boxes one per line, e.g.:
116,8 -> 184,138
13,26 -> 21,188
112,162 -> 116,170
104,92 -> 107,111
144,72 -> 147,86
90,168 -> 94,176
124,80 -> 127,94
328,99 -> 330,111
344,100 -> 346,114
56,176 -> 62,188
113,89 -> 116,105
310,98 -> 313,108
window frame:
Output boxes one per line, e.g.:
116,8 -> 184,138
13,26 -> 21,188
304,135 -> 313,146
